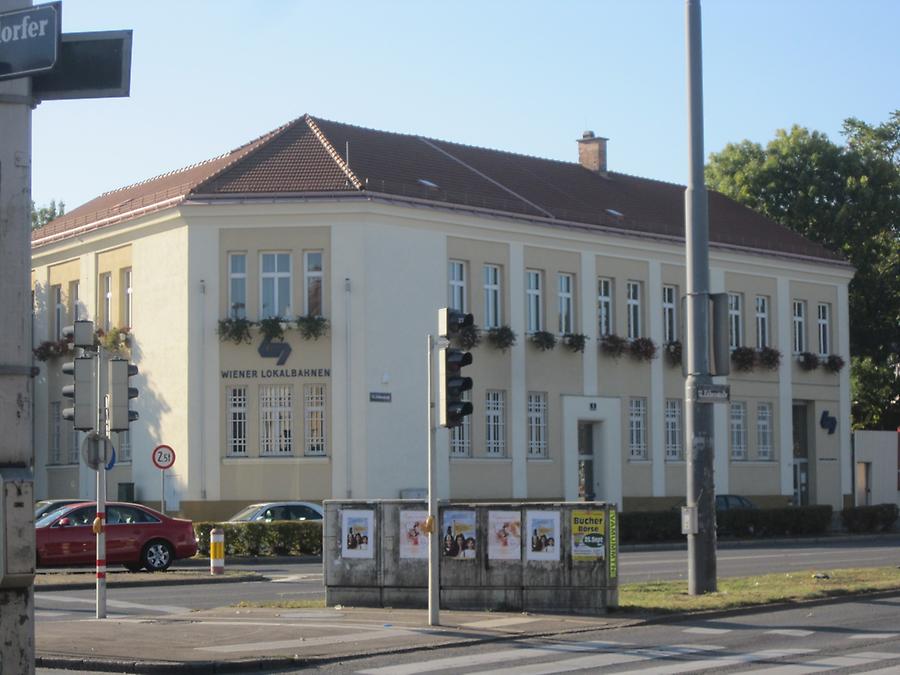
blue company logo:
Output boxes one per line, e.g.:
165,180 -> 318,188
819,410 -> 837,435
258,335 -> 291,366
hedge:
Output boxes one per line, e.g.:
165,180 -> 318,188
841,503 -> 899,533
194,520 -> 322,557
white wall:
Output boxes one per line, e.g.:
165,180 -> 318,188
854,430 -> 899,507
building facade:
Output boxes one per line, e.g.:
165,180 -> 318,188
30,115 -> 854,520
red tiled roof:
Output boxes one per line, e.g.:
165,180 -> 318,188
32,114 -> 842,262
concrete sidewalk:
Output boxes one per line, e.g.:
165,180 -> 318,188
35,605 -> 641,673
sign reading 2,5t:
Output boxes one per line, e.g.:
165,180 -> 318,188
152,444 -> 175,470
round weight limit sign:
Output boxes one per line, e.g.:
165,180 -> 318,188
152,445 -> 175,514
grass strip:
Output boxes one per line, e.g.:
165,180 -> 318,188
617,566 -> 900,613
235,598 -> 327,609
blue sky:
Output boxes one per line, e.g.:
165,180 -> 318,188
31,0 -> 900,211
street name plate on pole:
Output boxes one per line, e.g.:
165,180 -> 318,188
0,1 -> 60,81
695,383 -> 730,403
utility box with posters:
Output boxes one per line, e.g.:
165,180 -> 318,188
0,469 -> 35,588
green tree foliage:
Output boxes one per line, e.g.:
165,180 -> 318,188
706,112 -> 900,430
31,199 -> 65,229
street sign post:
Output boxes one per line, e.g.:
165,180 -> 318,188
152,445 -> 175,515
0,1 -> 60,81
80,432 -> 110,471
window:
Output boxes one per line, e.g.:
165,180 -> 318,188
304,251 -> 323,317
730,402 -> 747,460
485,390 -> 506,456
228,254 -> 246,319
260,384 -> 292,455
557,273 -> 574,334
817,303 -> 830,356
662,285 -> 677,343
52,285 -> 63,340
260,253 -> 291,319
757,402 -> 773,460
227,386 -> 248,456
304,384 -> 327,456
527,392 -> 547,458
449,390 -> 472,457
629,398 -> 647,459
755,295 -> 769,348
728,292 -> 742,349
449,260 -> 466,312
598,278 -> 613,336
665,399 -> 683,461
121,268 -> 133,328
792,300 -> 806,353
68,280 -> 80,322
526,269 -> 542,333
117,430 -> 132,462
626,281 -> 641,339
49,402 -> 61,464
100,272 -> 112,331
67,425 -> 79,464
483,264 -> 501,328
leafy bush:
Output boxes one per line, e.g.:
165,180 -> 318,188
563,333 -> 587,353
757,346 -> 782,370
486,325 -> 517,351
193,520 -> 323,557
841,503 -> 899,533
529,330 -> 557,351
600,334 -> 627,358
619,510 -> 681,543
730,346 -> 756,372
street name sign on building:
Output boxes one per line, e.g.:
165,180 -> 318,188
0,1 -> 60,81
694,383 -> 730,404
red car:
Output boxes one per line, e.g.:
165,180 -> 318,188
36,501 -> 197,572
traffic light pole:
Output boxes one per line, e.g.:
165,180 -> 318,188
96,349 -> 107,618
426,333 -> 439,627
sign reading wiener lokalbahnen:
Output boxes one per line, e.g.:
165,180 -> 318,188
0,2 -> 60,81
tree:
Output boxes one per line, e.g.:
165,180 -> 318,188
31,199 -> 65,229
706,113 -> 900,430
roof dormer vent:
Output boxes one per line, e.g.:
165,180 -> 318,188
577,130 -> 608,176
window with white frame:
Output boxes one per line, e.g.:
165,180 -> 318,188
629,398 -> 647,459
757,402 -> 773,460
598,277 -> 613,336
449,260 -> 466,312
730,401 -> 747,460
304,251 -> 323,317
728,292 -> 743,349
755,295 -> 769,348
260,252 -> 291,319
122,268 -> 133,328
68,280 -> 80,322
100,272 -> 112,331
792,300 -> 806,353
52,285 -> 63,340
67,425 -> 79,464
449,390 -> 472,457
260,384 -> 292,455
229,253 -> 247,319
558,273 -> 574,334
664,399 -> 683,461
485,390 -> 506,456
304,384 -> 327,456
49,402 -> 61,464
483,264 -> 501,328
226,386 -> 248,456
526,269 -> 542,333
527,392 -> 547,458
662,285 -> 677,343
626,281 -> 641,339
117,430 -> 132,462
817,303 -> 830,356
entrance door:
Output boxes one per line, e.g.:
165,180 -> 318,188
577,422 -> 595,501
792,404 -> 810,506
855,462 -> 872,506
792,460 -> 809,506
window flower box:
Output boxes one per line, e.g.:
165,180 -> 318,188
730,346 -> 756,372
629,337 -> 657,361
529,330 -> 556,351
563,333 -> 587,353
486,325 -> 517,352
757,346 -> 782,370
797,351 -> 820,371
217,317 -> 253,345
600,334 -> 627,358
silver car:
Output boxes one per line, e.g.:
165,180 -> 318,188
227,501 -> 323,523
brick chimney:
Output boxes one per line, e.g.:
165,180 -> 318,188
577,131 -> 608,176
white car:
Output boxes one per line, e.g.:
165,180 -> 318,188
227,501 -> 323,523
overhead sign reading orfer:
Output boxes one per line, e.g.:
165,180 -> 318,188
0,2 -> 61,82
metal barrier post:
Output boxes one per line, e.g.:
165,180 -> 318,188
210,529 -> 224,575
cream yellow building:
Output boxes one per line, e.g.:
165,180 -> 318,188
30,115 -> 854,520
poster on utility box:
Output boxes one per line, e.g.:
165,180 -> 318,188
571,510 -> 605,561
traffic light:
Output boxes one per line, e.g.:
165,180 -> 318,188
62,357 -> 95,431
438,308 -> 475,428
108,358 -> 139,431
62,319 -> 95,348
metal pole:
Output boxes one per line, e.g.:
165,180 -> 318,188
426,333 -> 440,626
685,0 -> 717,595
161,469 -> 165,515
96,355 -> 107,618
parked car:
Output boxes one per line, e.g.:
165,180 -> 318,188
34,499 -> 84,521
35,501 -> 198,572
227,501 -> 323,523
715,494 -> 757,511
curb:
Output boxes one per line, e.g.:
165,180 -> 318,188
35,572 -> 266,592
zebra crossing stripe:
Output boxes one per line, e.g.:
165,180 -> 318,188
607,648 -> 817,675
731,651 -> 900,675
765,629 -> 815,637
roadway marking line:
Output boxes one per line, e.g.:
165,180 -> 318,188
460,617 -> 541,629
270,573 -> 324,583
682,626 -> 731,635
606,648 -> 817,675
196,628 -> 415,653
35,610 -> 68,618
356,641 -> 627,675
766,629 -> 815,637
850,633 -> 899,640
730,651 -> 900,675
35,593 -> 189,615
